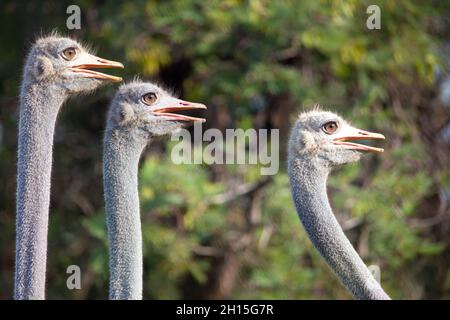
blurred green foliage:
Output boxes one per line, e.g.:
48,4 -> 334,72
0,0 -> 449,299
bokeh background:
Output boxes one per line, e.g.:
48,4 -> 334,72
1,0 -> 450,299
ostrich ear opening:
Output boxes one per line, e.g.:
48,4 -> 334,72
301,130 -> 317,152
31,56 -> 54,80
115,103 -> 135,125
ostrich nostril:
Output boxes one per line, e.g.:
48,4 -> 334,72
179,102 -> 190,106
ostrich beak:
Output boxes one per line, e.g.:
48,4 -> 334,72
153,97 -> 207,122
332,126 -> 385,153
69,52 -> 124,82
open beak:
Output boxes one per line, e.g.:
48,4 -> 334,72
153,97 -> 207,122
69,52 -> 124,82
332,126 -> 385,153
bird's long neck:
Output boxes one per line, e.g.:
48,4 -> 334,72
288,156 -> 390,300
15,82 -> 66,299
103,127 -> 147,300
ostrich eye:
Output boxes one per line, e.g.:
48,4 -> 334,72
62,47 -> 77,61
141,92 -> 158,105
322,121 -> 339,134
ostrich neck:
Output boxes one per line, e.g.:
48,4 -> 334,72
15,82 -> 66,299
103,127 -> 147,300
288,157 -> 390,300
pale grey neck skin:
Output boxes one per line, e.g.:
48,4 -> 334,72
103,82 -> 195,300
288,157 -> 389,299
287,110 -> 390,300
15,35 -> 120,299
15,83 -> 66,299
103,126 -> 147,300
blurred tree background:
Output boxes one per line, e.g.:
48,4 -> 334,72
0,0 -> 449,299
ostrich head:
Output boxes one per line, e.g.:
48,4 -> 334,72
288,110 -> 385,169
107,81 -> 206,140
23,35 -> 123,93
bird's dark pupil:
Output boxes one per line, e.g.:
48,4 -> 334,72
143,93 -> 157,104
323,122 -> 337,133
63,48 -> 77,60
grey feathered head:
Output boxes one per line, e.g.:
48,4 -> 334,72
288,109 -> 385,168
107,81 -> 207,137
23,35 -> 123,93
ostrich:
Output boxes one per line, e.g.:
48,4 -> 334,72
103,81 -> 206,299
15,35 -> 123,300
287,109 -> 390,300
